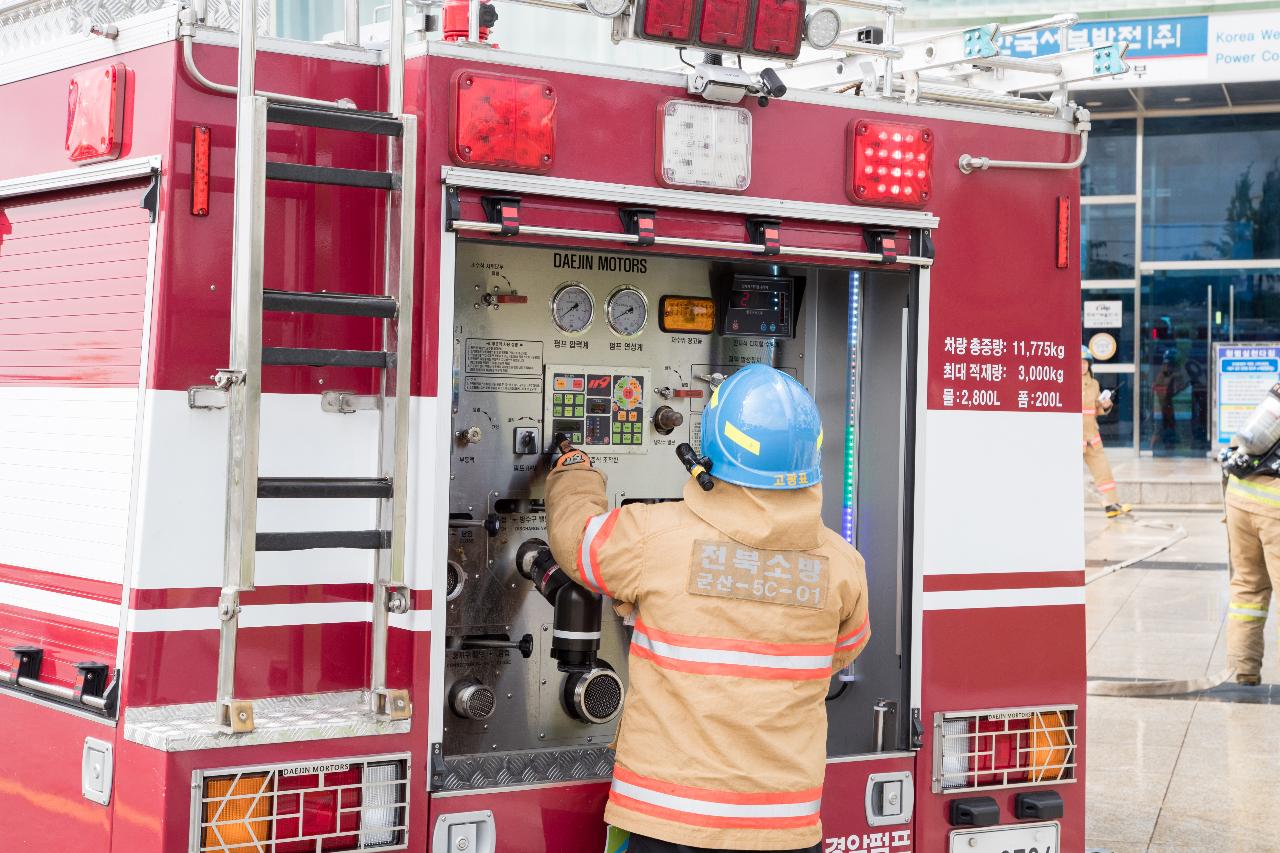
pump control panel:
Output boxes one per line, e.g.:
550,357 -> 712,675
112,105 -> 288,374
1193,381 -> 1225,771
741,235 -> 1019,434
544,366 -> 651,451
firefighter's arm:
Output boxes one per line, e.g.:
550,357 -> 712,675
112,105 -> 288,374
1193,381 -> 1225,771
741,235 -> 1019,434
832,551 -> 871,671
545,445 -> 646,604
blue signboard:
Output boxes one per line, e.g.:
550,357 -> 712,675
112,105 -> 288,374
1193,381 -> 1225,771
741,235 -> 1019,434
997,15 -> 1209,60
1216,344 -> 1280,445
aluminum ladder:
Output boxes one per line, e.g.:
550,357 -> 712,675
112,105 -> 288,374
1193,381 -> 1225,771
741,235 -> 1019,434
214,1 -> 416,733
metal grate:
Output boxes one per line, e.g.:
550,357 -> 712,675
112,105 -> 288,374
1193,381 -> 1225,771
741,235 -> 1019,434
192,754 -> 409,852
933,706 -> 1077,794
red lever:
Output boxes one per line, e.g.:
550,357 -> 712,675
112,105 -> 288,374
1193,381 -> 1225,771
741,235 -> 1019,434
495,293 -> 528,304
673,389 -> 704,399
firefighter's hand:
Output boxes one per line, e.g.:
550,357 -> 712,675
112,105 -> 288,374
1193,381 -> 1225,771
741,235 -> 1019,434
552,436 -> 593,471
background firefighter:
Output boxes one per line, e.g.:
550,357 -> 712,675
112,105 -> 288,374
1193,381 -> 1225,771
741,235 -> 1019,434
1082,346 -> 1131,518
543,364 -> 870,853
1221,383 -> 1280,686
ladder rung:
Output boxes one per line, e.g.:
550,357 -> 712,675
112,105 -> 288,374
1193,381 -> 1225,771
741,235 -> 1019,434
266,103 -> 403,137
258,477 -> 393,499
263,289 -> 398,319
256,530 -> 391,551
265,162 -> 395,190
262,347 -> 390,368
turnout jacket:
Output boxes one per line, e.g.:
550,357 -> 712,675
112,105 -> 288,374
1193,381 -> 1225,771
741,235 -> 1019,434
546,465 -> 870,851
1082,373 -> 1110,447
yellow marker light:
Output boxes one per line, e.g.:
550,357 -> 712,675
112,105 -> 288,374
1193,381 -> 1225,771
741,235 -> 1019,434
202,772 -> 272,850
659,295 -> 716,334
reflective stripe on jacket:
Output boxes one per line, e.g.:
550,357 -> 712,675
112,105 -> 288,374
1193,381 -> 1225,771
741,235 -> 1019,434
1227,473 -> 1280,521
546,469 -> 870,850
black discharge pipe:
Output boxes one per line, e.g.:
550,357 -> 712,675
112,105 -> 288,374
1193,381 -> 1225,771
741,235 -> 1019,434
517,541 -> 624,724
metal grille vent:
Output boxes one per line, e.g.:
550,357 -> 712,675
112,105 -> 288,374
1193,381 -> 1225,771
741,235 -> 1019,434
933,706 -> 1077,794
446,561 -> 463,600
450,681 -> 496,721
193,755 -> 409,852
575,669 -> 624,724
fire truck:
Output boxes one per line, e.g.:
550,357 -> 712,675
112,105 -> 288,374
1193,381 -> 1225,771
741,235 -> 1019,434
0,0 -> 1125,850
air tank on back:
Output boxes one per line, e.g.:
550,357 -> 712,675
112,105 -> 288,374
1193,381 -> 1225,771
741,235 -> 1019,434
1233,383 -> 1280,456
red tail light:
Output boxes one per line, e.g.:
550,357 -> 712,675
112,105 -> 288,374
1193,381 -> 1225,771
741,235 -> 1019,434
450,70 -> 557,174
848,120 -> 933,207
198,757 -> 409,852
66,62 -> 127,164
937,708 -> 1076,792
638,0 -> 696,42
697,0 -> 750,49
750,0 -> 804,58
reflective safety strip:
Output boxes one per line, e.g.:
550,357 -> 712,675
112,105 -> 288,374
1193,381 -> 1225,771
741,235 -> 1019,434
1082,407 -> 1097,415
631,620 -> 835,680
577,509 -> 620,597
1229,601 -> 1268,622
1228,476 -> 1280,508
836,614 -> 870,652
723,421 -> 760,456
609,765 -> 822,830
1097,480 -> 1117,492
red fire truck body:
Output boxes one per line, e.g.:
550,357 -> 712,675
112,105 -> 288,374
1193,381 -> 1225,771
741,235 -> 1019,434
0,5 -> 1099,852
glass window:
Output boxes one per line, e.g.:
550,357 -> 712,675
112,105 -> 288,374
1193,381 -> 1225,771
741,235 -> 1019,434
1081,204 -> 1136,280
1140,268 -> 1280,456
1143,113 -> 1280,262
1081,119 -> 1136,197
1082,288 -> 1135,449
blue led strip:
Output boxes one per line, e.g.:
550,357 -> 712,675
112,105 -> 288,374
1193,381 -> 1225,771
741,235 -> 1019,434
843,271 -> 860,545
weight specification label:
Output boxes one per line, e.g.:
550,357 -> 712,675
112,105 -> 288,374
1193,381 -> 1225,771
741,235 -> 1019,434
937,337 -> 1069,412
465,338 -> 543,376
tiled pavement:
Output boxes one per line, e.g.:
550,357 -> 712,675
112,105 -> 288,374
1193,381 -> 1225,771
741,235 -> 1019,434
1084,506 -> 1280,852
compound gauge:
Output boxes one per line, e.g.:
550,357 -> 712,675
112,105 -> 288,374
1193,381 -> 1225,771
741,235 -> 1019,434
606,287 -> 648,337
551,283 -> 594,334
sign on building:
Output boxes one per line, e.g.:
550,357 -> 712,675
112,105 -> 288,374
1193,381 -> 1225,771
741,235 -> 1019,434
1215,344 -> 1280,445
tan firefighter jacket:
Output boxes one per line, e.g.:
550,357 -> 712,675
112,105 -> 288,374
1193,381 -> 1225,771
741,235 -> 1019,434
546,462 -> 870,851
1226,472 -> 1280,521
1082,373 -> 1111,448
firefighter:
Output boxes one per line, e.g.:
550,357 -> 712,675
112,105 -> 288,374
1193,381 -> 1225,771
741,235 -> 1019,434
545,364 -> 870,853
1082,346 -> 1131,518
1221,383 -> 1280,686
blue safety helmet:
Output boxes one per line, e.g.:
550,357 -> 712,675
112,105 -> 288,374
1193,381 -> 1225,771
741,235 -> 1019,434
701,364 -> 823,490
1081,345 -> 1092,361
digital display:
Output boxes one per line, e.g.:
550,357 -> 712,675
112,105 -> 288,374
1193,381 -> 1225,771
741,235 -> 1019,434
722,275 -> 793,338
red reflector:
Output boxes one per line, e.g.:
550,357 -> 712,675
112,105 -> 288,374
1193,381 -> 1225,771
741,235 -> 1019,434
1057,196 -> 1071,269
192,126 -> 211,217
451,71 -> 556,174
638,0 -> 696,42
848,120 -> 933,208
750,0 -> 804,57
697,0 -> 750,49
66,62 -> 127,164
975,717 -> 1031,786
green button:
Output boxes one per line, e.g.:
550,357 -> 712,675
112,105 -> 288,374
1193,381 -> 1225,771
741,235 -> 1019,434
575,407 -> 584,417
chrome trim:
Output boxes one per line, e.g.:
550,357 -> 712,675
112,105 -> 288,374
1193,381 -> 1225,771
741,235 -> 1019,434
0,670 -> 108,710
442,166 -> 940,230
960,129 -> 1089,174
449,220 -> 935,267
0,155 -> 160,200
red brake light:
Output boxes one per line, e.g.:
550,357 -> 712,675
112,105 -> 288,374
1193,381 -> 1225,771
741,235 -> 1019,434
697,0 -> 750,49
450,70 -> 557,174
848,120 -> 933,207
750,0 -> 804,58
66,62 -> 127,164
638,0 -> 695,42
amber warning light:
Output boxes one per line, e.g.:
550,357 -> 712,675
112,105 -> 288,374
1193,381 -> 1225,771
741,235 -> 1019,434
660,296 -> 716,334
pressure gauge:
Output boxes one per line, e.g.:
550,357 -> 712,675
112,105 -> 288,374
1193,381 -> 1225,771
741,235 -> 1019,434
551,283 -> 594,334
606,287 -> 648,337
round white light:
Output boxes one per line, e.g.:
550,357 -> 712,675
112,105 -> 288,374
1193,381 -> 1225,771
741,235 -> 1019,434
585,0 -> 629,18
804,7 -> 841,50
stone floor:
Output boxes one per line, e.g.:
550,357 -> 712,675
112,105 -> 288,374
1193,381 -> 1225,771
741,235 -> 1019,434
1085,454 -> 1223,507
1084,506 -> 1280,852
